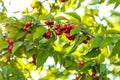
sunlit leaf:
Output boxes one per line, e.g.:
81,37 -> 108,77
0,40 -> 9,51
36,48 -> 49,68
33,27 -> 47,41
12,41 -> 23,54
109,40 -> 120,57
84,47 -> 101,58
65,12 -> 81,22
100,64 -> 106,74
70,26 -> 80,35
55,16 -> 68,20
106,29 -> 120,34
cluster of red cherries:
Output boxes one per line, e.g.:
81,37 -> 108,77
44,20 -> 75,40
44,20 -> 91,43
4,39 -> 14,54
21,20 -> 91,44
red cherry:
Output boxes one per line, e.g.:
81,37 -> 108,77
66,33 -> 75,40
69,35 -> 75,40
83,40 -> 88,44
21,27 -> 27,31
63,28 -> 70,33
55,30 -> 61,35
78,61 -> 85,67
87,35 -> 91,40
60,24 -> 68,31
32,54 -> 36,59
91,74 -> 96,79
61,0 -> 66,2
32,59 -> 36,65
43,31 -> 51,38
25,22 -> 32,28
66,33 -> 71,38
8,44 -> 14,52
54,24 -> 60,30
69,24 -> 75,30
50,21 -> 54,25
45,20 -> 54,25
5,39 -> 12,44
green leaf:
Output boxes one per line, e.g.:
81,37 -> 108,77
33,27 -> 47,41
109,40 -> 120,57
81,61 -> 92,72
91,35 -> 103,48
84,47 -> 101,58
64,45 -> 78,56
78,34 -> 87,44
16,31 -> 25,40
64,57 -> 73,68
12,41 -> 23,54
0,12 -> 6,23
99,54 -> 105,62
0,72 -> 3,80
106,29 -> 120,34
52,53 -> 58,65
70,26 -> 80,35
41,13 -> 54,20
63,57 -> 79,70
65,12 -> 81,22
114,1 -> 120,9
57,53 -> 63,67
55,16 -> 68,20
36,48 -> 49,68
75,0 -> 84,9
100,36 -> 118,48
98,0 -> 105,4
0,40 -> 9,51
100,64 -> 106,74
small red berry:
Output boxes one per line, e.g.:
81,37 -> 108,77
69,24 -> 75,30
8,45 -> 13,51
60,24 -> 68,31
21,27 -> 27,31
54,25 -> 60,30
87,35 -> 91,40
45,20 -> 54,25
5,39 -> 12,44
66,33 -> 71,39
66,33 -> 75,40
25,22 -> 32,28
91,74 -> 96,79
78,61 -> 85,67
61,0 -> 66,2
32,54 -> 36,59
32,59 -> 36,65
55,30 -> 61,35
43,31 -> 51,39
83,40 -> 88,44
63,28 -> 70,33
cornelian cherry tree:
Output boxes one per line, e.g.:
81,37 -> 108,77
0,0 -> 120,80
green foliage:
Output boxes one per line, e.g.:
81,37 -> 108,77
0,40 -> 9,51
0,0 -> 120,80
